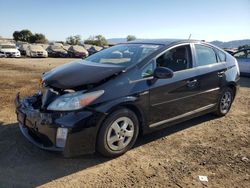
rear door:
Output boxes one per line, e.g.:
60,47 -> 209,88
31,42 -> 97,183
148,44 -> 201,126
192,43 -> 227,107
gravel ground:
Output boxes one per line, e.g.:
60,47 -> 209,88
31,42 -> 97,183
0,58 -> 249,188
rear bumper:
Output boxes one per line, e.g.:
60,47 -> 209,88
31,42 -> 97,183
15,93 -> 105,157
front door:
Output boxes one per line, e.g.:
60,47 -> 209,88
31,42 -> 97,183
148,44 -> 200,126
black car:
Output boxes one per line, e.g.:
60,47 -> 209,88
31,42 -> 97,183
15,39 -> 240,157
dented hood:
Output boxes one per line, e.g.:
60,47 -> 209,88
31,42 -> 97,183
42,60 -> 125,89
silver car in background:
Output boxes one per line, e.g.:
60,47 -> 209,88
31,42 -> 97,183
233,49 -> 250,76
26,44 -> 48,57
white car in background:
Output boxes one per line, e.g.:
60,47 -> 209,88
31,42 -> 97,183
233,49 -> 250,77
0,44 -> 21,57
26,44 -> 48,58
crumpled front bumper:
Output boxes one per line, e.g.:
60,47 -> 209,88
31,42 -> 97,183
15,93 -> 105,157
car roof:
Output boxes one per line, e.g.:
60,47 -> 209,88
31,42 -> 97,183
127,39 -> 203,46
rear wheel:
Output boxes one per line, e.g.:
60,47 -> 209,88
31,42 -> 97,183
97,108 -> 139,157
214,87 -> 234,116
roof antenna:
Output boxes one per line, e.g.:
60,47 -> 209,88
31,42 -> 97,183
188,34 -> 192,40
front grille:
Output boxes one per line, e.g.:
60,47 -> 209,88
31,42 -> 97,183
6,52 -> 15,55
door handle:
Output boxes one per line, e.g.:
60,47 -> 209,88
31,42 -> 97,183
186,79 -> 197,88
217,71 -> 225,77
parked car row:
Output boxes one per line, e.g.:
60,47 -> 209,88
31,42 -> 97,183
0,43 -> 104,58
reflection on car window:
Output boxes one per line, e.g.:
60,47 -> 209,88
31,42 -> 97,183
156,45 -> 192,72
215,48 -> 226,62
195,44 -> 217,66
246,50 -> 250,58
85,44 -> 162,67
234,51 -> 246,58
142,63 -> 154,78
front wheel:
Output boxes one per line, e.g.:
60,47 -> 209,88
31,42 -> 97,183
214,87 -> 234,116
97,108 -> 139,157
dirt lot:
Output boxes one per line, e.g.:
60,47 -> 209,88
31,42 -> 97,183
0,58 -> 249,188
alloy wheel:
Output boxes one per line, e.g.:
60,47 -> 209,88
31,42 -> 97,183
220,91 -> 232,114
106,117 -> 135,151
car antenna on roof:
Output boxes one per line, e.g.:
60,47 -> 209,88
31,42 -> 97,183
188,34 -> 192,40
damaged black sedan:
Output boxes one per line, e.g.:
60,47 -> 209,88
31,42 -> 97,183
15,39 -> 239,157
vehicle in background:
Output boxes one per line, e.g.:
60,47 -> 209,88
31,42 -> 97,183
16,39 -> 239,157
0,44 -> 21,57
88,45 -> 103,55
46,45 -> 68,57
38,44 -> 49,51
67,45 -> 89,58
233,49 -> 250,77
82,44 -> 92,51
18,43 -> 29,56
62,45 -> 70,51
0,51 -> 6,58
26,44 -> 48,58
224,49 -> 235,55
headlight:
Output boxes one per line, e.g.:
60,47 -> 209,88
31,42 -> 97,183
47,90 -> 104,111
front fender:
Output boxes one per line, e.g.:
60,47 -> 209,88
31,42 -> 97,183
94,96 -> 139,114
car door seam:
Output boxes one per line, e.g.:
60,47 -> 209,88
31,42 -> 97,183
151,87 -> 220,107
149,103 -> 216,128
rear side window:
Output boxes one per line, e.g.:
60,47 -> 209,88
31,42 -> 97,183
195,44 -> 217,66
215,49 -> 226,62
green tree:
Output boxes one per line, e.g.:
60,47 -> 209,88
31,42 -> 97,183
84,35 -> 108,46
13,31 -> 21,41
13,29 -> 33,42
127,35 -> 136,42
66,35 -> 81,45
29,33 -> 48,43
13,29 -> 47,43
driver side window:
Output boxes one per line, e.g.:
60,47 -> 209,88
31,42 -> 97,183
156,45 -> 192,72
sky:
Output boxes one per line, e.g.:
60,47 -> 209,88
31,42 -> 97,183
0,0 -> 250,42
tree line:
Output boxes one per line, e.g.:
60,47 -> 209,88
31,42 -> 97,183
13,30 -> 48,43
13,29 -> 137,46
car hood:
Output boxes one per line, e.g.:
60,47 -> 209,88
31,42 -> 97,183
42,60 -> 125,89
52,49 -> 67,53
0,48 -> 19,53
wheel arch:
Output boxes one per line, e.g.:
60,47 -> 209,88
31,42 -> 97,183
226,82 -> 237,99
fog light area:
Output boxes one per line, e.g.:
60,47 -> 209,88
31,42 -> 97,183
56,127 -> 68,148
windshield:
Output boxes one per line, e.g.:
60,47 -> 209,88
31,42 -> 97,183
1,45 -> 16,49
51,45 -> 63,50
85,44 -> 162,66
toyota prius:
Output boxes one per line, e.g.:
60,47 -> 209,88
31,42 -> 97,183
15,39 -> 240,157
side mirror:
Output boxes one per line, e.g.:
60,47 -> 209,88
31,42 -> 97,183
153,67 -> 174,79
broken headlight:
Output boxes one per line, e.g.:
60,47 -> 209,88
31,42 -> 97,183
47,90 -> 104,111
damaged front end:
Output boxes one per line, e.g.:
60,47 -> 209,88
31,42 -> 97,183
15,88 -> 106,157
15,60 -> 125,156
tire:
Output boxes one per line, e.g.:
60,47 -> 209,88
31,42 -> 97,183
214,87 -> 234,117
97,108 -> 139,157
